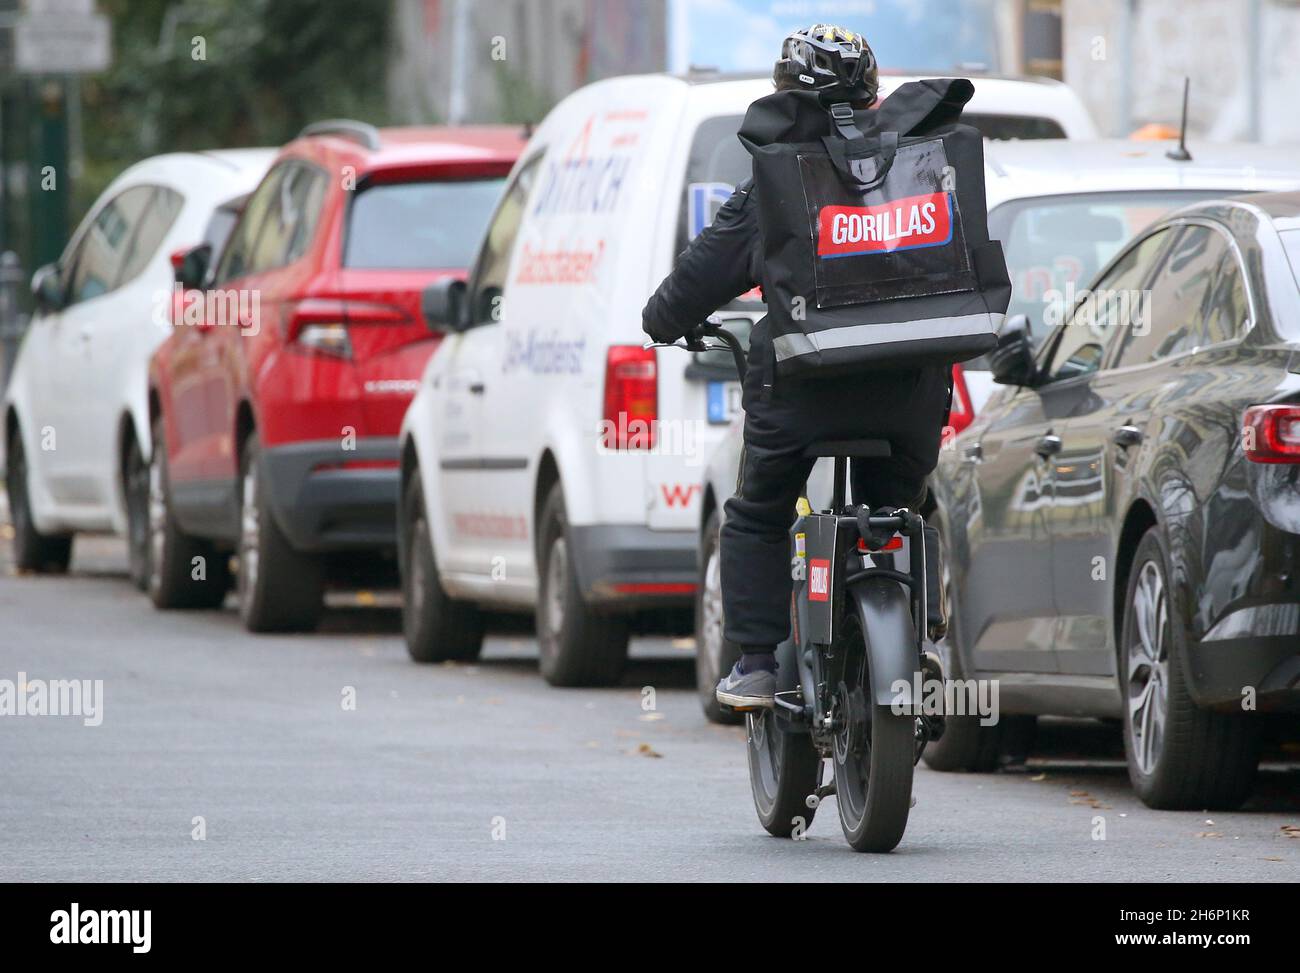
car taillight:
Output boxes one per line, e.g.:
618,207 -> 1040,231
284,299 -> 412,359
602,345 -> 658,450
948,363 -> 974,436
1243,404 -> 1300,463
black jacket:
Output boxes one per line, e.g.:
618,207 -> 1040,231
641,179 -> 764,343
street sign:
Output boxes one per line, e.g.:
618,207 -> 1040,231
13,11 -> 111,75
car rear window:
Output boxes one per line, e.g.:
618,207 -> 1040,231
988,190 -> 1233,344
344,177 -> 506,270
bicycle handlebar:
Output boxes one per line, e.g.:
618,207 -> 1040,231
647,321 -> 749,383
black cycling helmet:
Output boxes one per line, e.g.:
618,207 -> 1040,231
773,24 -> 879,103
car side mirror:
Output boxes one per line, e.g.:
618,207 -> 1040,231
31,263 -> 63,314
421,278 -> 468,333
989,313 -> 1038,387
171,244 -> 211,291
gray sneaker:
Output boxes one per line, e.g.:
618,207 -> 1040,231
715,661 -> 776,710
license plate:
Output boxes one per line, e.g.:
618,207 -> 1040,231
707,381 -> 741,424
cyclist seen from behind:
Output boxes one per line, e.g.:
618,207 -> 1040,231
643,24 -> 1008,710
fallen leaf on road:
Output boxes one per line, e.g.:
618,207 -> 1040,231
1030,773 -> 1047,781
639,712 -> 665,722
1262,857 -> 1284,862
636,743 -> 663,758
1195,832 -> 1223,838
1067,788 -> 1111,809
1281,825 -> 1300,838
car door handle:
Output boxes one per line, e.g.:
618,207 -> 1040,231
468,382 -> 486,395
1113,425 -> 1143,448
1034,434 -> 1062,458
962,442 -> 983,462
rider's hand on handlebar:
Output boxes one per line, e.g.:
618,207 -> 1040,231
641,313 -> 689,345
681,324 -> 711,352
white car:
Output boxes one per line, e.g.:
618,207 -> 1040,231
397,71 -> 1098,687
695,137 -> 1300,720
3,149 -> 273,582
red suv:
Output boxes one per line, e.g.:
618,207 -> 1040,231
147,121 -> 522,631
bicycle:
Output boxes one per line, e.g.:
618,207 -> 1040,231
651,320 -> 946,852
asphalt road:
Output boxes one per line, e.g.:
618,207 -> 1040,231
2,530 -> 1298,882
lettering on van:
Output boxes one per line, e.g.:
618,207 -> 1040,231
502,330 -> 586,375
531,114 -> 638,217
817,192 -> 953,259
531,156 -> 631,217
453,512 -> 528,541
514,242 -> 605,287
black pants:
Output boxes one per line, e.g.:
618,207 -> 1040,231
720,324 -> 951,649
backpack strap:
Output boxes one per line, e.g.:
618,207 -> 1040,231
873,78 -> 974,136
822,100 -> 897,191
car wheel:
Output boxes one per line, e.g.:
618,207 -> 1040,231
1121,527 -> 1261,809
536,483 -> 629,687
236,433 -> 324,633
5,425 -> 72,573
146,415 -> 229,609
922,519 -> 1034,772
401,475 -> 484,662
124,433 -> 150,591
696,508 -> 742,724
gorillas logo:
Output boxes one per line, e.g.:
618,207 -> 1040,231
818,192 -> 953,259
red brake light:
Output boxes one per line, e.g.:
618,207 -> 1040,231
858,535 -> 904,552
1243,404 -> 1300,463
601,346 -> 658,450
947,363 -> 974,436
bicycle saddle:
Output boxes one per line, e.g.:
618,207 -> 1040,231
801,438 -> 892,459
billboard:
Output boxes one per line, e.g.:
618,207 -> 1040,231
667,0 -> 1001,75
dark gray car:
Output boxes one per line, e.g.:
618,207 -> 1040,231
928,192 -> 1300,809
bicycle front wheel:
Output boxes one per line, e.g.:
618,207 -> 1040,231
831,611 -> 915,852
747,707 -> 820,838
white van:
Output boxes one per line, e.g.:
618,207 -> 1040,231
398,71 -> 1096,686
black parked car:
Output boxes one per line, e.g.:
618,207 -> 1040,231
929,192 -> 1300,809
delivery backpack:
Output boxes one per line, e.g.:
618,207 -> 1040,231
739,78 -> 1011,377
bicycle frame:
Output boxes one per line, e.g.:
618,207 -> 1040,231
775,481 -> 930,748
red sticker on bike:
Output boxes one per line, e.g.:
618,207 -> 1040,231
817,191 -> 953,260
809,558 -> 830,602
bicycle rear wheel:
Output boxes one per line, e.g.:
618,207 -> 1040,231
747,708 -> 820,838
832,611 -> 915,852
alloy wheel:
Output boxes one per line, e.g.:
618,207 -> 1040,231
239,464 -> 260,596
545,535 -> 567,638
700,544 -> 726,684
1126,559 -> 1170,776
147,447 -> 167,592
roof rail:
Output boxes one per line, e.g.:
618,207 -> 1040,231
297,119 -> 381,151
